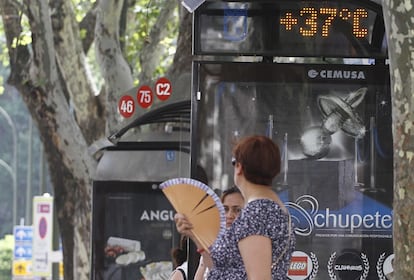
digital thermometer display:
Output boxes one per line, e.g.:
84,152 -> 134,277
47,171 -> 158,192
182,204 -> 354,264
280,7 -> 368,38
194,1 -> 387,58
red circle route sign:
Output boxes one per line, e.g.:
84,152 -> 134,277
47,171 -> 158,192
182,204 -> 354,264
137,85 -> 153,108
155,77 -> 172,101
118,95 -> 135,118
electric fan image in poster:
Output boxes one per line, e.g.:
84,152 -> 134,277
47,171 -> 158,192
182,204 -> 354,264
160,178 -> 226,252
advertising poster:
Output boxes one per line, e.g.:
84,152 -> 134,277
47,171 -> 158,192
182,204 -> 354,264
92,181 -> 178,280
193,62 -> 393,280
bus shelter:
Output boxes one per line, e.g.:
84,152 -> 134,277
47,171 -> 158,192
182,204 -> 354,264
90,0 -> 393,279
189,1 -> 392,280
91,101 -> 192,280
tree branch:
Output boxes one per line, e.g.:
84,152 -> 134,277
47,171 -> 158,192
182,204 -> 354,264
95,0 -> 134,133
137,0 -> 178,83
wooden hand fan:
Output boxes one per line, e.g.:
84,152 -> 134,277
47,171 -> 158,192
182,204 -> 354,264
160,178 -> 226,252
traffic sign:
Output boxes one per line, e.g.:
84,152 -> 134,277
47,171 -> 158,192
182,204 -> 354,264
155,77 -> 172,101
32,195 -> 53,277
137,85 -> 153,108
13,225 -> 33,263
118,95 -> 135,118
13,260 -> 32,276
14,226 -> 33,242
14,245 -> 33,259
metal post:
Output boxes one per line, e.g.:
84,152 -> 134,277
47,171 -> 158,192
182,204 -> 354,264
268,114 -> 274,139
52,201 -> 60,280
369,116 -> 376,188
26,117 -> 33,224
40,144 -> 46,194
353,137 -> 363,187
282,133 -> 288,185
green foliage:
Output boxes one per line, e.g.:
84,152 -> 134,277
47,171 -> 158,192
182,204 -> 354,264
0,235 -> 13,279
11,32 -> 31,48
73,0 -> 95,22
125,0 -> 179,83
0,23 -> 10,70
0,77 -> 4,95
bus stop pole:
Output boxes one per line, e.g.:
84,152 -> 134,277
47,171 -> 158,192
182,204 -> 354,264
52,201 -> 60,280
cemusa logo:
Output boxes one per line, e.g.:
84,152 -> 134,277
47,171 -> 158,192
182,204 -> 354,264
308,69 -> 366,80
287,251 -> 318,280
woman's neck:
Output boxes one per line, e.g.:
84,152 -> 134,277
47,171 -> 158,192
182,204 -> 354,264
239,182 -> 288,212
239,182 -> 273,202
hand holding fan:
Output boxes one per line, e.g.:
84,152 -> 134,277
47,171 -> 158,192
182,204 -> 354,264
160,178 -> 226,252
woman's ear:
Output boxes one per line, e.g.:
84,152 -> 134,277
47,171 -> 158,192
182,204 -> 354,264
234,162 -> 243,176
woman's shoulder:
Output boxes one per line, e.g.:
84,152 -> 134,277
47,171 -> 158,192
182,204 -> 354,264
170,261 -> 188,280
232,199 -> 289,240
245,198 -> 285,211
170,268 -> 186,280
243,199 -> 290,224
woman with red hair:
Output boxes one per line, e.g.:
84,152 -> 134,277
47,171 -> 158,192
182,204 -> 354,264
175,135 -> 295,279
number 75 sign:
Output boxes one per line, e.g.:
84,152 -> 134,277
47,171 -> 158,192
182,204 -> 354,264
118,77 -> 172,118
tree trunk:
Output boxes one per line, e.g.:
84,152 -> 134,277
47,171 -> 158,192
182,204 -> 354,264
382,0 -> 414,279
1,0 -> 96,279
28,0 -> 97,278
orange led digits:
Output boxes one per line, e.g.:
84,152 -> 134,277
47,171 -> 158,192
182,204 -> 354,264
353,8 -> 368,38
299,7 -> 317,37
280,7 -> 368,39
280,12 -> 298,30
319,8 -> 337,37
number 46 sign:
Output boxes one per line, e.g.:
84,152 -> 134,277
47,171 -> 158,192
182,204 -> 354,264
118,77 -> 172,118
118,95 -> 135,118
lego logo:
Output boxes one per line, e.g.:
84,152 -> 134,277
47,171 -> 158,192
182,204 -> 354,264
288,256 -> 308,276
290,262 -> 306,270
288,251 -> 318,280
